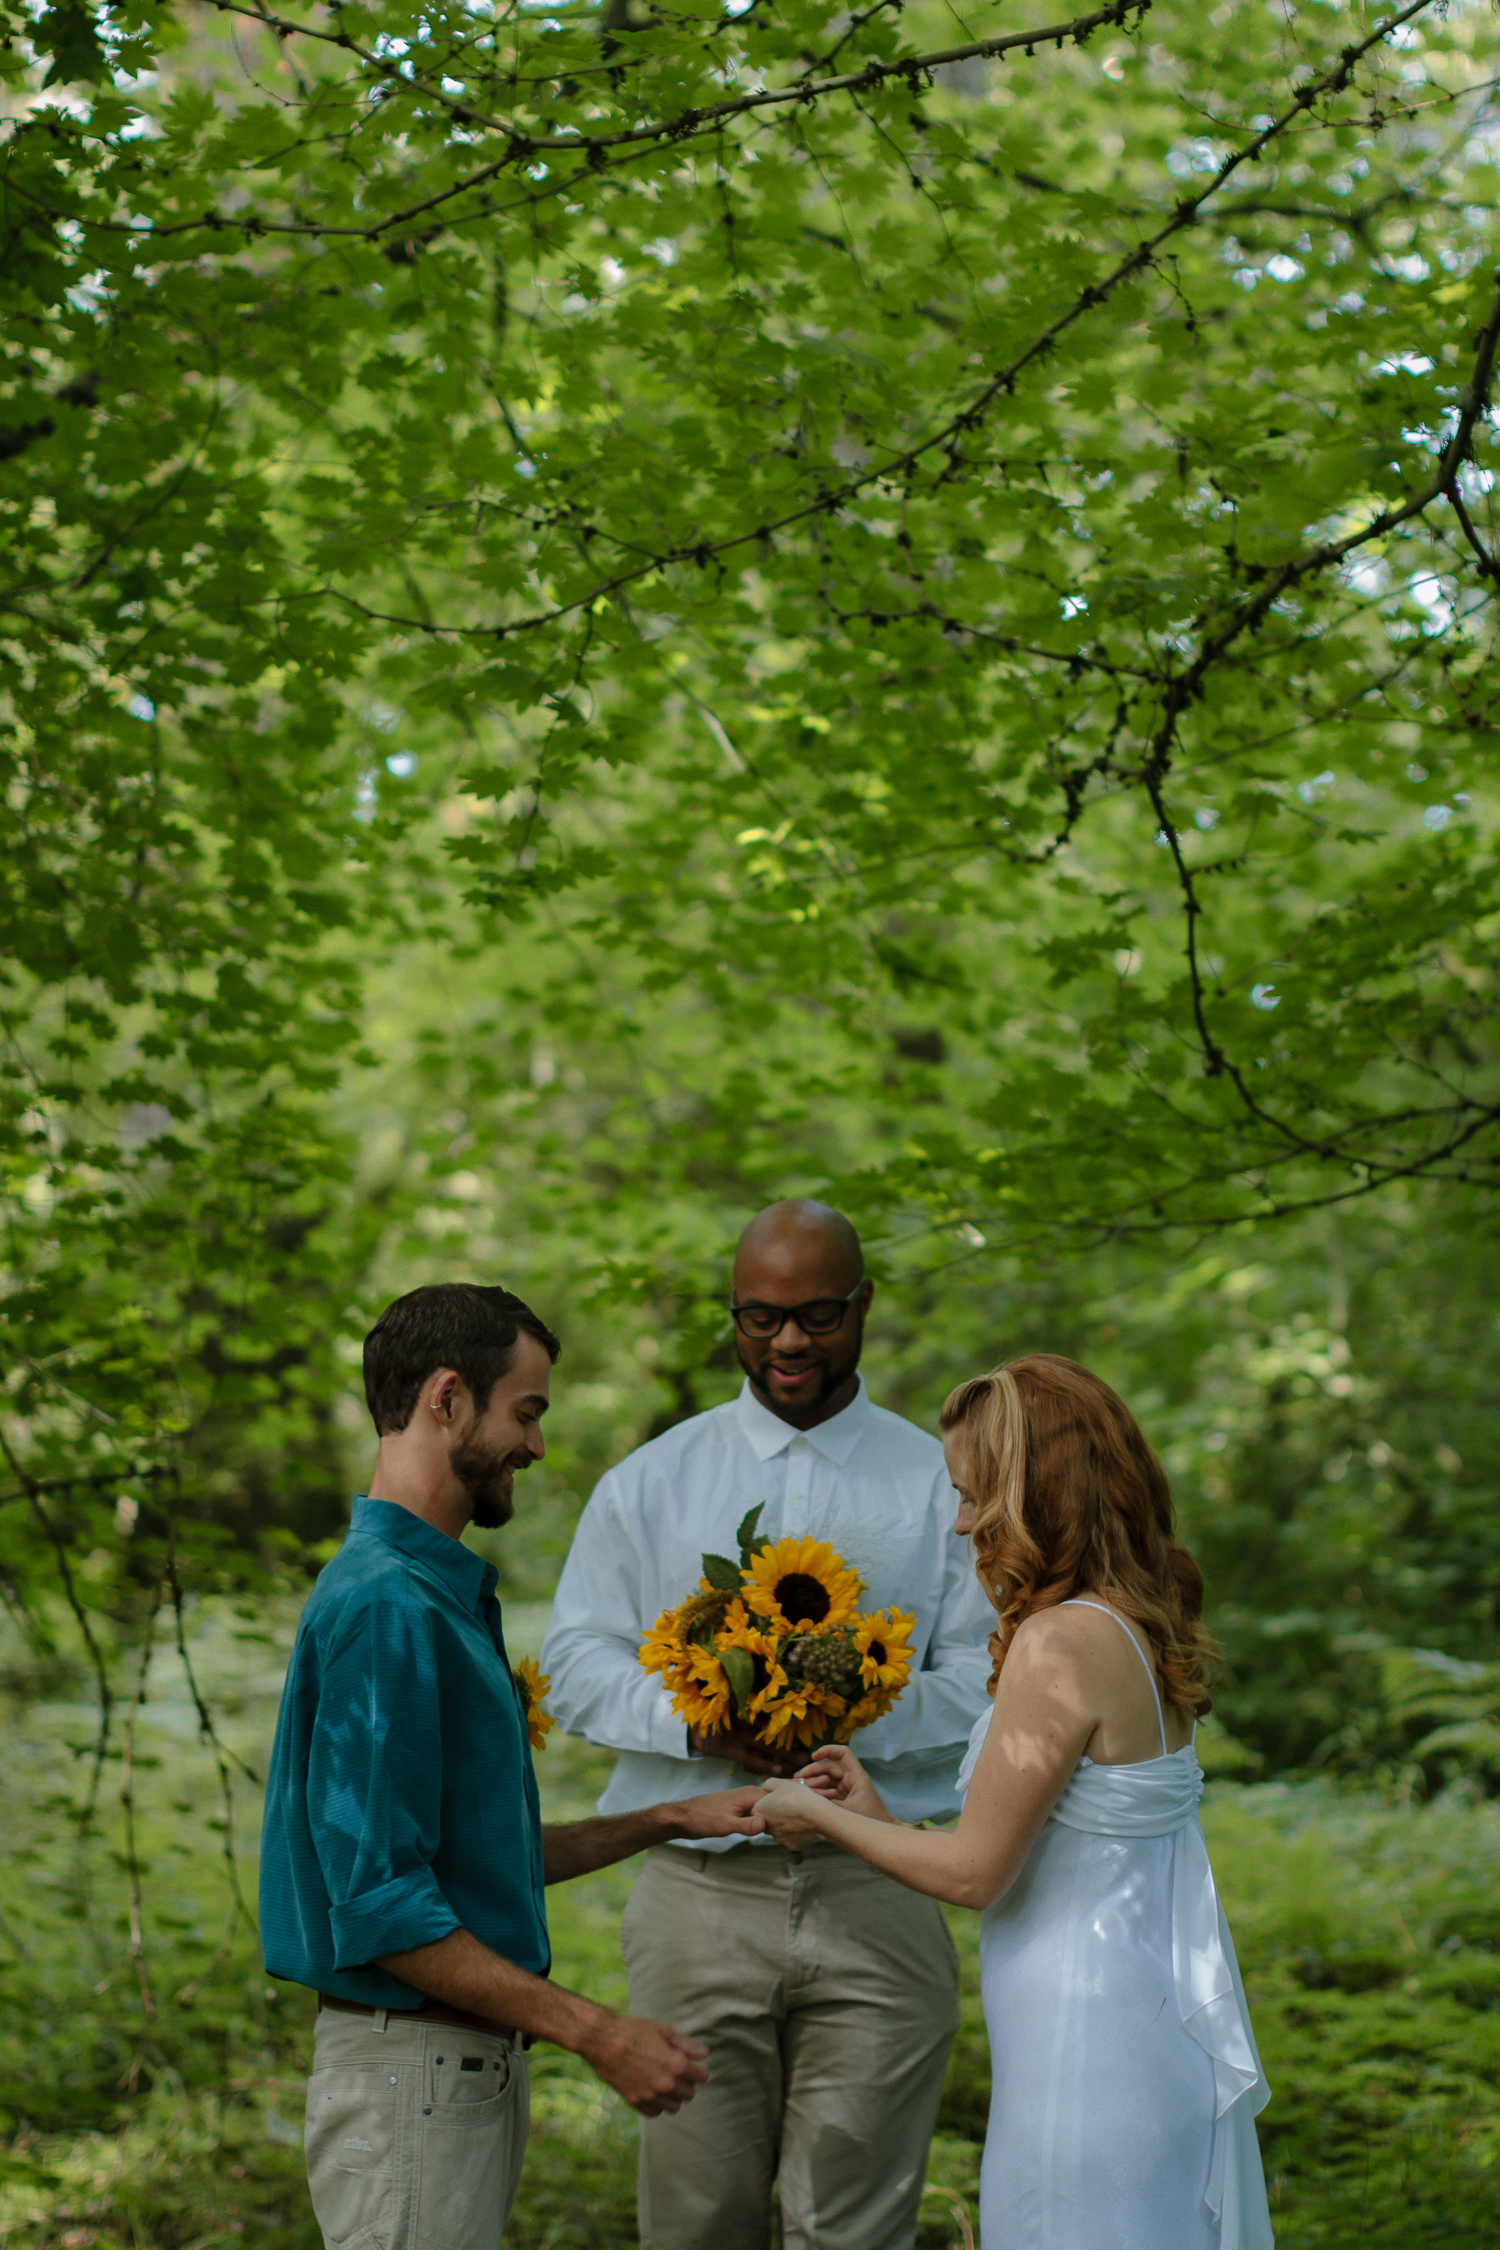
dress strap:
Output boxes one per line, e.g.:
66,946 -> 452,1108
1064,1598 -> 1169,1757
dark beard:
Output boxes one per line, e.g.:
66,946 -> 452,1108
736,1316 -> 863,1411
450,1428 -> 518,1529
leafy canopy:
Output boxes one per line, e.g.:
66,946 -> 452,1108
0,0 -> 1497,1607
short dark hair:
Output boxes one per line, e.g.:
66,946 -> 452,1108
363,1284 -> 561,1436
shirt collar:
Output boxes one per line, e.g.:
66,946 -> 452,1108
348,1495 -> 498,1611
733,1375 -> 874,1466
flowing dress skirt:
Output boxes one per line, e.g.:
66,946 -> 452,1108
958,1714 -> 1274,2250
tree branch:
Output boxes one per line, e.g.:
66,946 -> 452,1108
213,0 -> 1150,173
282,0 -> 1444,645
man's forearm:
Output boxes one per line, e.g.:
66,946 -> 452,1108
376,1926 -> 603,2051
376,1926 -> 712,2118
542,1804 -> 685,1883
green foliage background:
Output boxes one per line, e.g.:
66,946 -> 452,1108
2,0 -> 1500,2239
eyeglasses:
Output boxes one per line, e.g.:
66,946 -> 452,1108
729,1284 -> 863,1340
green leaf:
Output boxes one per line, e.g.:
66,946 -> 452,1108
719,1646 -> 755,1716
701,1553 -> 744,1594
736,1503 -> 768,1563
34,0 -> 106,85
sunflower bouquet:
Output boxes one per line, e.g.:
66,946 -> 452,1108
640,1506 -> 915,1753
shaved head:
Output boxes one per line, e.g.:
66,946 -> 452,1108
734,1198 -> 864,1288
731,1199 -> 870,1429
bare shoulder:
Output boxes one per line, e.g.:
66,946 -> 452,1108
1010,1603 -> 1110,1653
1005,1602 -> 1138,1690
1004,1604 -> 1105,1681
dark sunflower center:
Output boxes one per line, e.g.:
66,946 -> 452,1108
867,1641 -> 886,1667
775,1573 -> 832,1626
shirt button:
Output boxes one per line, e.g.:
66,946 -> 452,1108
389,2076 -> 397,2086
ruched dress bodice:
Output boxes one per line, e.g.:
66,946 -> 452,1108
957,1626 -> 1273,2250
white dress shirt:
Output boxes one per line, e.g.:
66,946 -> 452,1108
540,1376 -> 993,1843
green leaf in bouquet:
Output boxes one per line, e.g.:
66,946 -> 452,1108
719,1645 -> 755,1715
701,1552 -> 744,1594
736,1503 -> 770,1564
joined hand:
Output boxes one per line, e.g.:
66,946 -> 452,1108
669,1784 -> 766,1840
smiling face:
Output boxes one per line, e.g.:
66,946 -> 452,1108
731,1206 -> 872,1429
443,1330 -> 552,1529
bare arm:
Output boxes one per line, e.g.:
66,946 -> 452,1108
757,1615 -> 1097,1910
375,1928 -> 707,2116
541,1785 -> 765,1882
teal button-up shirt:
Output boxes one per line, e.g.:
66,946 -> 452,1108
260,1497 -> 549,2008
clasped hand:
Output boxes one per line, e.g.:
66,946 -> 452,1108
756,1744 -> 891,1846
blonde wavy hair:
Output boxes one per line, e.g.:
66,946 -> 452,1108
940,1353 -> 1215,1713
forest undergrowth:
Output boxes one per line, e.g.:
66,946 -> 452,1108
1,1604 -> 1498,2250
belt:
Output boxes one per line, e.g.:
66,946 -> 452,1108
319,1991 -> 525,2043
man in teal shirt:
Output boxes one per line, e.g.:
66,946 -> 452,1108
262,1284 -> 763,2250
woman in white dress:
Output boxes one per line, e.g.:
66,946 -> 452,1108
757,1353 -> 1274,2250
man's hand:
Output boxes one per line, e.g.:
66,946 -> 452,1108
666,1784 -> 766,1840
578,2012 -> 710,2116
687,1718 -> 808,1777
377,1929 -> 709,2115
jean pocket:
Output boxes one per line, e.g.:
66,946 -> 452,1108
426,2046 -> 513,2109
305,2066 -> 399,2248
416,2057 -> 521,2250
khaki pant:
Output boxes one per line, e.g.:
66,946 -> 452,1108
622,1842 -> 959,2250
303,2005 -> 529,2250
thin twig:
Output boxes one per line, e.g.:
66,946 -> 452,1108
208,0 -> 1150,175
0,1462 -> 175,1508
0,1433 -> 114,1832
166,1497 -> 258,2007
120,1575 -> 165,2023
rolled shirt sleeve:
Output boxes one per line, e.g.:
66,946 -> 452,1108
310,1596 -> 462,1969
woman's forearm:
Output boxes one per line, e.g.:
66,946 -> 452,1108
803,1800 -> 1007,1911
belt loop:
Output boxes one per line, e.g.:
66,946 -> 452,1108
375,2008 -> 389,2034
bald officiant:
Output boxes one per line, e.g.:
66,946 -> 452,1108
541,1201 -> 990,2250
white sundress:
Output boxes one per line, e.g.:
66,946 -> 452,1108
956,1600 -> 1274,2250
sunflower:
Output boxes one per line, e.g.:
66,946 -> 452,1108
841,1608 -> 916,1731
854,1608 -> 916,1693
758,1679 -> 847,1750
640,1608 -> 689,1681
513,1655 -> 555,1752
715,1597 -> 778,1658
678,1644 -> 734,1736
642,1590 -> 715,1671
743,1537 -> 864,1635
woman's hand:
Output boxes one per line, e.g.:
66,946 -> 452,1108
798,1745 -> 895,1822
755,1776 -> 836,1849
